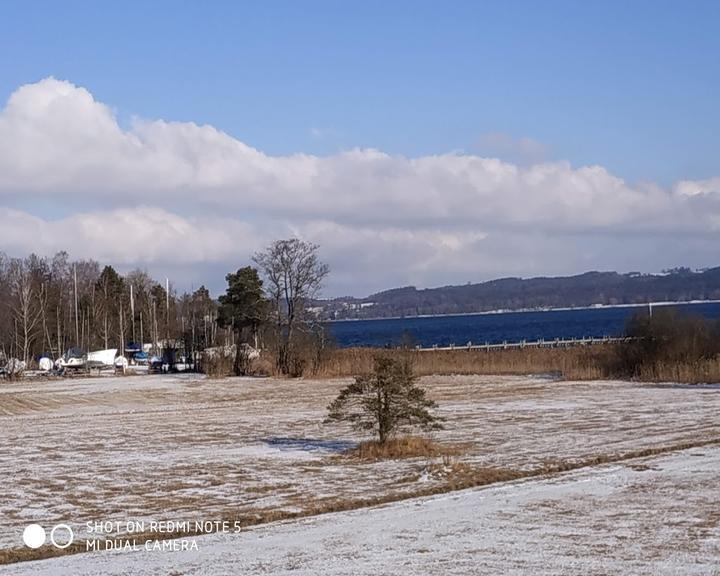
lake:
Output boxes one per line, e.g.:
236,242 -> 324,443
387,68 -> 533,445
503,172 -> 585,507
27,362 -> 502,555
325,302 -> 720,348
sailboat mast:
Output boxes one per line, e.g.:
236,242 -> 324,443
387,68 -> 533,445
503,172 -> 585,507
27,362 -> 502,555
119,299 -> 124,357
130,283 -> 136,344
166,278 -> 170,342
73,264 -> 79,346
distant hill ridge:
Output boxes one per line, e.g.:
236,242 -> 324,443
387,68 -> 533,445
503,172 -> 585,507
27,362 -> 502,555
315,267 -> 720,320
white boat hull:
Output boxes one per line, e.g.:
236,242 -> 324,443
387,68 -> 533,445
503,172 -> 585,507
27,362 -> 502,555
56,357 -> 86,369
87,348 -> 118,368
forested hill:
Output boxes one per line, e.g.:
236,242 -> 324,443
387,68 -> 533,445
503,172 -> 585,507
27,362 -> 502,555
315,267 -> 720,320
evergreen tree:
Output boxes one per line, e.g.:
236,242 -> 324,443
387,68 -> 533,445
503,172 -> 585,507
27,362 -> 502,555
217,267 -> 268,374
326,354 -> 442,443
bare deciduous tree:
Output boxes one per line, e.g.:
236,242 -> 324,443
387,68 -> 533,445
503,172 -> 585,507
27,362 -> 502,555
8,258 -> 43,364
253,239 -> 329,375
0,250 -> 237,369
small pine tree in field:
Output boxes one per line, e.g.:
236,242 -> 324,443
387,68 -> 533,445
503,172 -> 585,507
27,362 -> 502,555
325,354 -> 442,443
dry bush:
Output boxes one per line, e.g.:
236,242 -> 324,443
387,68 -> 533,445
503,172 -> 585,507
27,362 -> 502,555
248,355 -> 274,376
591,310 -> 720,383
201,352 -> 234,378
201,349 -> 273,378
258,323 -> 335,377
343,436 -> 463,461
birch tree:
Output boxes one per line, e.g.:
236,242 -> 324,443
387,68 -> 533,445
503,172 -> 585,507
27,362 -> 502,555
8,258 -> 43,364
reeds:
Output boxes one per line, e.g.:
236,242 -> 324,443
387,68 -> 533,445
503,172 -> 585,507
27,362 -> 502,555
300,345 -> 720,384
306,346 -> 609,380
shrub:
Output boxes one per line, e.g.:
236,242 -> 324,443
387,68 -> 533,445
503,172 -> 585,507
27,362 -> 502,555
344,436 -> 461,460
607,310 -> 720,378
201,352 -> 234,378
325,353 -> 443,443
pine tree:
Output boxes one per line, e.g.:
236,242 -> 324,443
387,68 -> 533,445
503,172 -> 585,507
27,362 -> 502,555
326,354 -> 442,443
217,267 -> 268,374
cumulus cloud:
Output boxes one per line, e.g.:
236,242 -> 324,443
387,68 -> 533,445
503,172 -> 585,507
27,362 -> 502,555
1,77 -> 719,296
0,207 -> 259,264
673,177 -> 720,198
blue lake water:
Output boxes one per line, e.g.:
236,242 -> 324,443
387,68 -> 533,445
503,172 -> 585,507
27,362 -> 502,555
326,302 -> 720,348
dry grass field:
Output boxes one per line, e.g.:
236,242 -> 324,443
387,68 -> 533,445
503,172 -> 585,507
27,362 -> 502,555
1,372 -> 719,570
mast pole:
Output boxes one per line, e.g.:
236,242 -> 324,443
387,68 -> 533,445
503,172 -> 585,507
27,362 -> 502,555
130,283 -> 136,344
166,278 -> 170,342
73,264 -> 79,346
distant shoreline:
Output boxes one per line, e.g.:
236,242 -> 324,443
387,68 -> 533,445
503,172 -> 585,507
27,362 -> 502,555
323,299 -> 720,323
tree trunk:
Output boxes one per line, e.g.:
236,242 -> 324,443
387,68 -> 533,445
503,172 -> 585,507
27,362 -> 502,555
233,331 -> 243,376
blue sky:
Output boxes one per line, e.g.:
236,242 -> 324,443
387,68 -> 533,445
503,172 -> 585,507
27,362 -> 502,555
2,0 -> 718,185
1,1 -> 720,296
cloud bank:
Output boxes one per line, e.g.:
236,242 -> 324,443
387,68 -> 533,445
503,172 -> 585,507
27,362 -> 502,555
1,78 -> 719,296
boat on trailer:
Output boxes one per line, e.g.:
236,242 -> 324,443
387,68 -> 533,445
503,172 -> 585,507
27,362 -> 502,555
56,347 -> 87,369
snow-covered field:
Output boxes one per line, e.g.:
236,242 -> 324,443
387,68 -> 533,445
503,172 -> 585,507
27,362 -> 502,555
2,373 -> 719,573
3,446 -> 719,575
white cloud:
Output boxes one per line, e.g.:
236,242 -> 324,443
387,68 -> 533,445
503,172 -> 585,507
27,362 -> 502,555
1,77 -> 719,296
673,177 -> 720,198
0,206 -> 258,264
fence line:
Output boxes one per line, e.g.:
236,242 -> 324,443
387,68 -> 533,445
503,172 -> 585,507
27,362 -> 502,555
416,336 -> 629,352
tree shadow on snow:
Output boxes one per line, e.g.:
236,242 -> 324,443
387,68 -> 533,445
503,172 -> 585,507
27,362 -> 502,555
261,437 -> 356,453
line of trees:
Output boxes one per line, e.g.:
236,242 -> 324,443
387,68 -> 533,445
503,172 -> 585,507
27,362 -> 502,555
0,251 -> 220,365
217,239 -> 330,376
1,239 -> 331,377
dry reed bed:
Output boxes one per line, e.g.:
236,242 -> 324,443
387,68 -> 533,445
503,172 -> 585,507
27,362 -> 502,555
306,346 -> 720,383
299,347 -> 602,379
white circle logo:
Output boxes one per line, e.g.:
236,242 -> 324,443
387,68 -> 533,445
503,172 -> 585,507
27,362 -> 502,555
23,524 -> 46,549
50,524 -> 74,549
